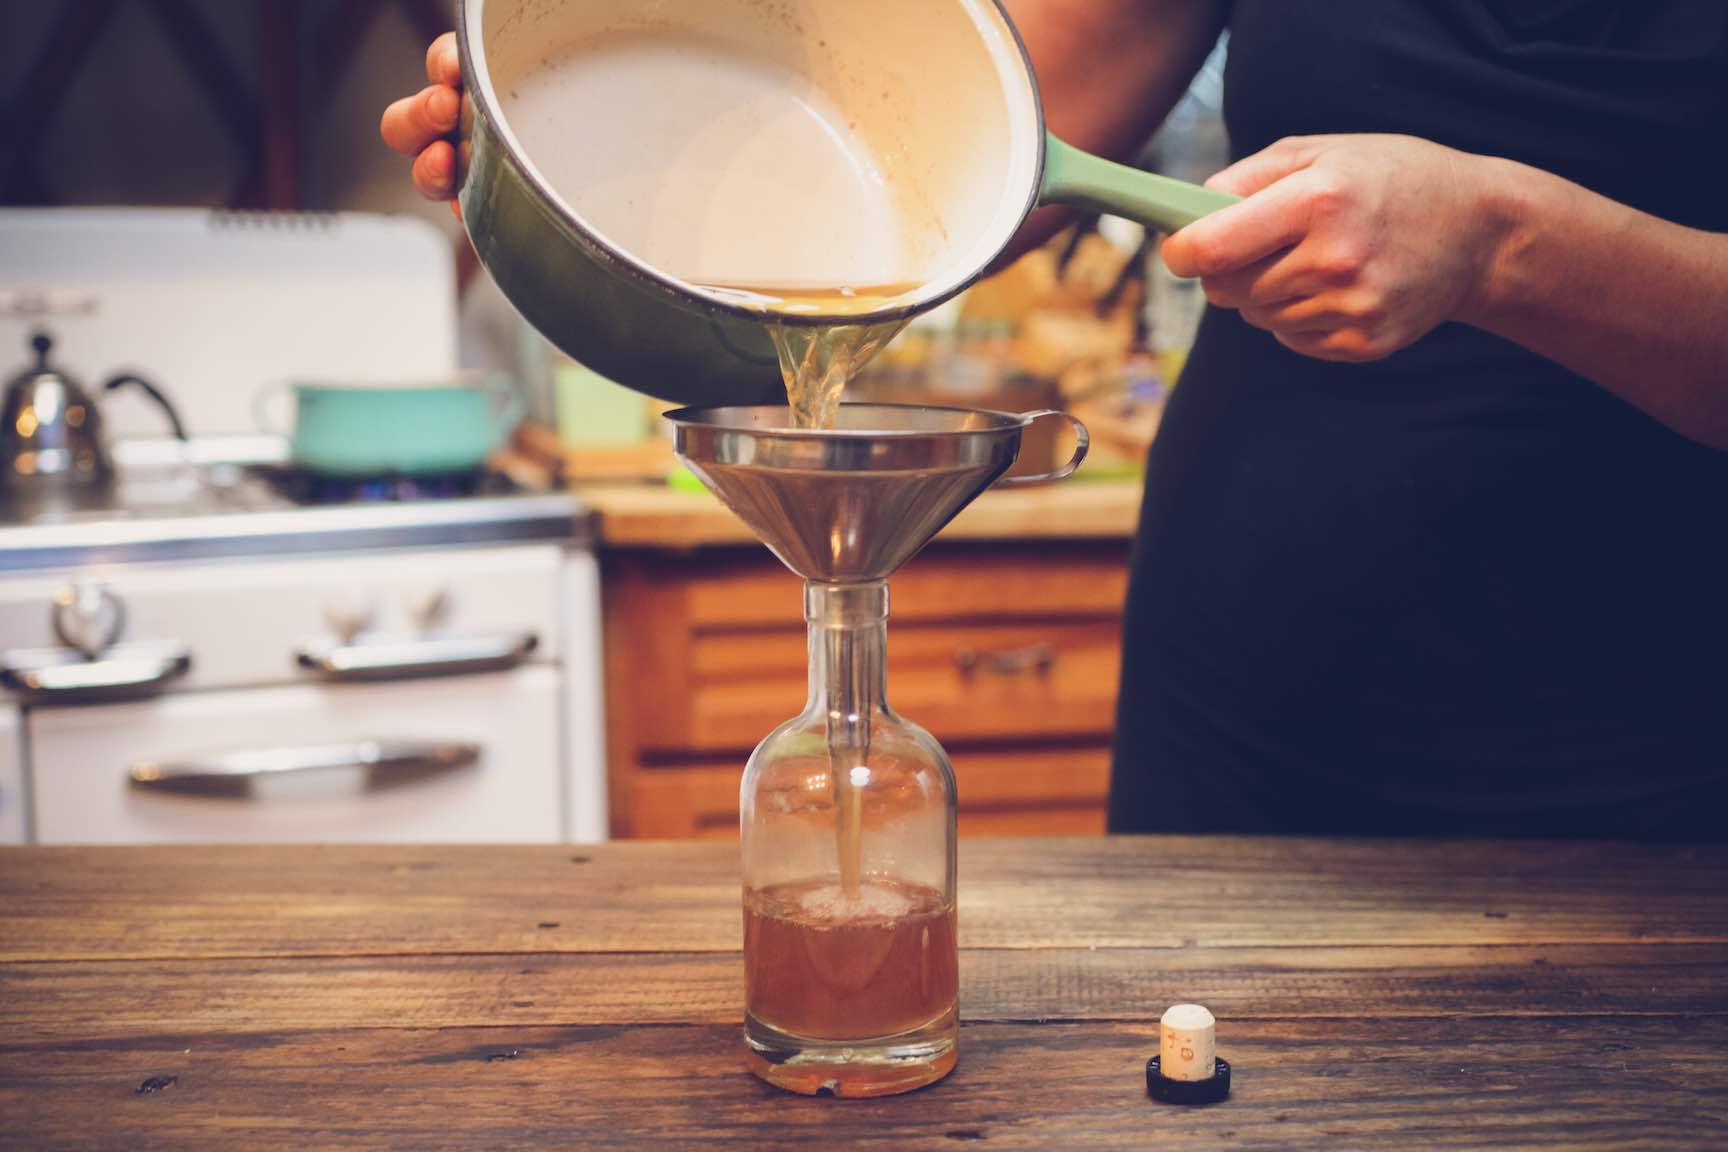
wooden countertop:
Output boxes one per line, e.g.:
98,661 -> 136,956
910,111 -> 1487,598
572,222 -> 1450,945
3,837 -> 1724,1148
574,479 -> 1142,548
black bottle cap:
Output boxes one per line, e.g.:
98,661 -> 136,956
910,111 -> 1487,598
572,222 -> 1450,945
1146,1055 -> 1231,1105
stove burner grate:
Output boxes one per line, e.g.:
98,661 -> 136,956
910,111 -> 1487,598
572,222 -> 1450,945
256,467 -> 518,506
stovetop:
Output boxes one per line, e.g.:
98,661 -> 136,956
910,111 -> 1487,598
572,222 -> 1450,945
0,438 -> 592,573
251,465 -> 523,507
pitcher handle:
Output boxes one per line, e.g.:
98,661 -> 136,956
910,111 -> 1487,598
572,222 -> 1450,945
994,410 -> 1090,488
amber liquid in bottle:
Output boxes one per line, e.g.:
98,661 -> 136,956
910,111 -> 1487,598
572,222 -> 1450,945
744,877 -> 958,1043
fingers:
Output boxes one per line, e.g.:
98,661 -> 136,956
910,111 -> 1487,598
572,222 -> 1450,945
1162,172 -> 1314,279
1239,298 -> 1346,335
1274,328 -> 1381,363
381,84 -> 461,156
1266,292 -> 1385,330
1202,251 -> 1352,313
1237,291 -> 1406,363
1197,252 -> 1280,309
1162,137 -> 1329,279
1205,137 -> 1321,197
426,32 -> 460,86
412,140 -> 459,201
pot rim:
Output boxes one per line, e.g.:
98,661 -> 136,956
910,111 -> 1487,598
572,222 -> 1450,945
663,401 -> 1034,439
456,0 -> 1048,328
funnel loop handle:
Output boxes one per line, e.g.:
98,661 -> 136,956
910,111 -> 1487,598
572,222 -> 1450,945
996,410 -> 1089,488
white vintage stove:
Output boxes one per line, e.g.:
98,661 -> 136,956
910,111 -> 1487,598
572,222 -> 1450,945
0,209 -> 606,845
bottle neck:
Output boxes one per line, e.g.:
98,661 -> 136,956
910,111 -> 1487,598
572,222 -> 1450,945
804,580 -> 889,723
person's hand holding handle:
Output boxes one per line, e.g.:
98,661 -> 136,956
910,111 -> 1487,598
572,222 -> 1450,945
380,32 -> 464,215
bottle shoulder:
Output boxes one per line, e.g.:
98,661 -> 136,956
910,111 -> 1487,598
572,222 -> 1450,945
745,712 -> 956,803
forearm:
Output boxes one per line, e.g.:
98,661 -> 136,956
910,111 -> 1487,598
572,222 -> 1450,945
1009,0 -> 1226,158
999,0 -> 1228,259
1467,159 -> 1728,448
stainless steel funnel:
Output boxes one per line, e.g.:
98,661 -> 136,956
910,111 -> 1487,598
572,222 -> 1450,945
668,404 -> 1088,584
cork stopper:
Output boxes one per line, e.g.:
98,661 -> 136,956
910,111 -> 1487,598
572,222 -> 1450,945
1160,1003 -> 1216,1082
1147,1003 -> 1230,1105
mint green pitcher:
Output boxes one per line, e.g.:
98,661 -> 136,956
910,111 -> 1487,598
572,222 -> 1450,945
456,0 -> 1237,405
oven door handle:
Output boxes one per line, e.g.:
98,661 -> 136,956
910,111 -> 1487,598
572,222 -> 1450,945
130,739 -> 480,796
295,632 -> 538,682
0,644 -> 191,705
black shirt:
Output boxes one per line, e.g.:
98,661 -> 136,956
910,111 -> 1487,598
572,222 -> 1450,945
1109,0 -> 1728,840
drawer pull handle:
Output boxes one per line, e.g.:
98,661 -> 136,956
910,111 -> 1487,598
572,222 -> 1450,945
130,740 -> 480,796
954,643 -> 1056,678
0,643 -> 191,705
296,632 -> 537,682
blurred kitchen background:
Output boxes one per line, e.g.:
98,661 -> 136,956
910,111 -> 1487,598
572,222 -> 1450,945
0,1 -> 1227,845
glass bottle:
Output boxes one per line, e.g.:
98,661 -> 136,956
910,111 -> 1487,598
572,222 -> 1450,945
740,579 -> 959,1098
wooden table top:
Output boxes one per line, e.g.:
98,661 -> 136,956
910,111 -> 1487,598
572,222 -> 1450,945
2,836 -> 1724,1150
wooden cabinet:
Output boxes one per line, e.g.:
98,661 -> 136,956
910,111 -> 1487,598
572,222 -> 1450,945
602,540 -> 1130,838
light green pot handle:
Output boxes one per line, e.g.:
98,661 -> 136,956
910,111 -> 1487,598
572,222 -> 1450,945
1040,132 -> 1239,233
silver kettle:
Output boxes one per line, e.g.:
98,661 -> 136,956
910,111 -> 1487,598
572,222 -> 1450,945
0,330 -> 185,505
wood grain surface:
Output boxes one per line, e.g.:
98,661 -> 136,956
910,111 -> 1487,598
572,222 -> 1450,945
2,836 -> 1724,1150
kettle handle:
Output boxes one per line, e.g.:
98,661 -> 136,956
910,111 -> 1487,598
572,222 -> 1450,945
105,374 -> 189,441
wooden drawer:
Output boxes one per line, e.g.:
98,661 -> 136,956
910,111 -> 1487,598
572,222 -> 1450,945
680,618 -> 1122,751
630,744 -> 1111,840
603,540 -> 1129,839
607,542 -> 1129,759
679,546 -> 1131,627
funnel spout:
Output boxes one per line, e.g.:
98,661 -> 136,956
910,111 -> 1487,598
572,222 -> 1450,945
805,582 -> 890,723
805,581 -> 888,896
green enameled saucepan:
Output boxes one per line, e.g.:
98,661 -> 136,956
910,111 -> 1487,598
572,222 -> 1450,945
456,0 -> 1238,406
